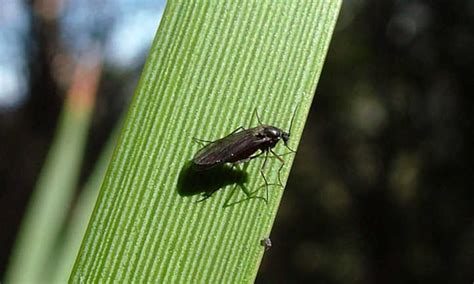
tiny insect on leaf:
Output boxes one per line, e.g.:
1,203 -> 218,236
192,107 -> 298,202
260,237 -> 272,251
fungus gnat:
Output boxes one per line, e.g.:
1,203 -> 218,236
192,106 -> 298,202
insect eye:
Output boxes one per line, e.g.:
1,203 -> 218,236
263,128 -> 278,137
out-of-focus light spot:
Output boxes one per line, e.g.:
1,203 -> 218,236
386,2 -> 431,46
293,242 -> 323,273
105,10 -> 163,68
350,143 -> 379,187
389,153 -> 420,204
387,15 -> 417,45
0,65 -> 27,110
61,0 -> 165,63
0,0 -> 29,110
0,0 -> 29,28
350,83 -> 387,136
318,180 -> 351,216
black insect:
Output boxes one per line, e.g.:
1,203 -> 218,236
192,107 -> 298,202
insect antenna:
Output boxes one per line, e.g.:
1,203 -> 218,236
260,150 -> 270,204
254,107 -> 264,125
192,137 -> 214,146
284,104 -> 299,153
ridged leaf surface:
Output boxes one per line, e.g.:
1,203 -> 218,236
71,0 -> 341,282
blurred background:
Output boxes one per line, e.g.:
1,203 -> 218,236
0,0 -> 472,283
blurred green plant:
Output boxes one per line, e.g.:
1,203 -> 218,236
50,126 -> 120,283
4,61 -> 101,283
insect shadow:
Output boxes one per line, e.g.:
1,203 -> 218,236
177,161 -> 250,202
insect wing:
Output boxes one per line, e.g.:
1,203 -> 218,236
193,128 -> 260,170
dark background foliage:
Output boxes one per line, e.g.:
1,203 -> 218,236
1,0 -> 473,283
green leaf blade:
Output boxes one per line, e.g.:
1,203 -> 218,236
71,0 -> 341,282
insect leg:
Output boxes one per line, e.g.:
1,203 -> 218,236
270,149 -> 285,187
284,144 -> 297,153
196,191 -> 215,203
242,150 -> 265,191
223,183 -> 239,207
260,150 -> 270,203
226,126 -> 246,136
193,126 -> 246,146
233,150 -> 265,165
224,164 -> 245,207
248,151 -> 265,161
